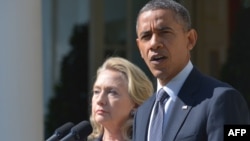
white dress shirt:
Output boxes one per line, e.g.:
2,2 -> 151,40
147,60 -> 193,141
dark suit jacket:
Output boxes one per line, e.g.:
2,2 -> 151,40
132,67 -> 250,141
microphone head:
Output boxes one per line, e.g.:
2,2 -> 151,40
71,121 -> 93,140
55,122 -> 74,139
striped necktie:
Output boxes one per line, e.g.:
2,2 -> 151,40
149,88 -> 169,141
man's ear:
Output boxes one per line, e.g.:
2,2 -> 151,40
187,29 -> 197,50
136,38 -> 144,59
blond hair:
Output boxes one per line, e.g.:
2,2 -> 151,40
88,57 -> 153,141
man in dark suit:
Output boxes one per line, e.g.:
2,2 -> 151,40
133,0 -> 250,141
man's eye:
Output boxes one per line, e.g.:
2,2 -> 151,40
141,35 -> 151,40
161,30 -> 172,36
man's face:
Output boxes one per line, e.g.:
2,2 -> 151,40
136,9 -> 196,85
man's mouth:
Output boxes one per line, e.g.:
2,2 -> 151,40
151,55 -> 166,61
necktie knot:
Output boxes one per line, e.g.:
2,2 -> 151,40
157,88 -> 169,103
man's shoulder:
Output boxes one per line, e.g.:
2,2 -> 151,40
191,67 -> 233,88
137,95 -> 155,112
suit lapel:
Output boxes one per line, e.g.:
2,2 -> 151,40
162,97 -> 193,140
136,93 -> 156,140
162,68 -> 202,140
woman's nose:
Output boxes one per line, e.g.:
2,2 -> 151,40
96,92 -> 106,105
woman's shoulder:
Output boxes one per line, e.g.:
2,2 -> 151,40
88,135 -> 102,141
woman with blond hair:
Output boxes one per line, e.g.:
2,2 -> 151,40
88,56 -> 153,141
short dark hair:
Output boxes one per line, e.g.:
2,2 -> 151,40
136,0 -> 191,31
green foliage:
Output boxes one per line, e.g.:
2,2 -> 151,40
220,7 -> 250,109
45,24 -> 90,138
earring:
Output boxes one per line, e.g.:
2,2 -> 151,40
130,109 -> 136,117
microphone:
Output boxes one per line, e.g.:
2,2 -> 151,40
46,122 -> 74,141
60,120 -> 93,141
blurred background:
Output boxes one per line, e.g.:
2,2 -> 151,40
0,0 -> 249,140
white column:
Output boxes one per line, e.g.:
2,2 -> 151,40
0,0 -> 43,140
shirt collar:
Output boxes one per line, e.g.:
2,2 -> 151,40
157,60 -> 193,101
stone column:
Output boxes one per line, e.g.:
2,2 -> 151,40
0,0 -> 43,140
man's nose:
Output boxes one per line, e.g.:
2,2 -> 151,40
150,34 -> 163,50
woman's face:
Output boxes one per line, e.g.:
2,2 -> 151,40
92,69 -> 135,128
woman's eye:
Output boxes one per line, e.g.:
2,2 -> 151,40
108,90 -> 118,95
93,90 -> 100,94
